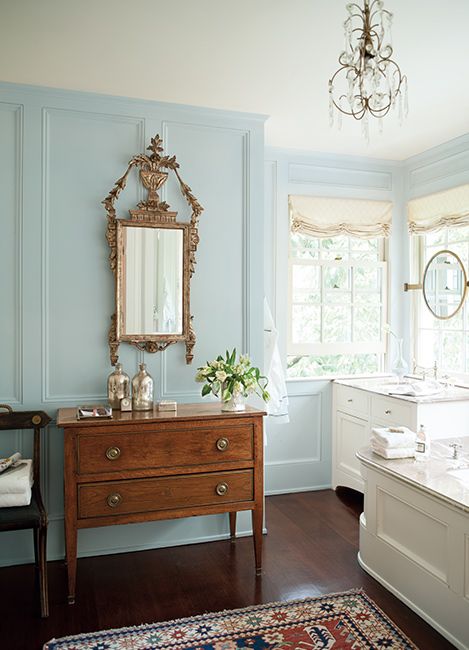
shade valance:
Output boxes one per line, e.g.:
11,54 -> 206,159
408,184 -> 469,234
289,195 -> 392,239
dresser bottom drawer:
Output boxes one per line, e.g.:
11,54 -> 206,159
78,470 -> 254,519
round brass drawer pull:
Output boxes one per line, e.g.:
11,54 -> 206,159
106,446 -> 121,460
216,482 -> 229,496
107,493 -> 122,508
32,415 -> 42,425
216,437 -> 229,451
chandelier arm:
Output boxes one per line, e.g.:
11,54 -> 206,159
346,3 -> 366,16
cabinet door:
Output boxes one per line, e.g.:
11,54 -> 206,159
333,411 -> 369,492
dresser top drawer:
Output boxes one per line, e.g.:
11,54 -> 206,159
76,424 -> 254,475
78,469 -> 254,519
335,384 -> 370,419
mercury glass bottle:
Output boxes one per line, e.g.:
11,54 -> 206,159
132,363 -> 154,411
107,363 -> 130,410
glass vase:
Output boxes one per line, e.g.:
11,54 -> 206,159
392,338 -> 408,382
131,363 -> 154,411
220,383 -> 246,412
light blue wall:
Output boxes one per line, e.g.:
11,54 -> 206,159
0,82 -> 266,567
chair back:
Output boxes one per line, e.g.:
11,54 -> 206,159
0,405 -> 51,485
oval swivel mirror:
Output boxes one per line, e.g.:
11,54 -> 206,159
423,250 -> 468,320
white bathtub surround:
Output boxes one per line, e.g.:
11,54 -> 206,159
358,440 -> 469,650
332,377 -> 469,493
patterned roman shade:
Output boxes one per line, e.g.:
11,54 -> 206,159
408,184 -> 469,234
289,195 -> 392,239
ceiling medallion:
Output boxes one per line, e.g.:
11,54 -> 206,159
328,0 -> 407,139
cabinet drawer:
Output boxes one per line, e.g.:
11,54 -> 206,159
371,395 -> 413,428
335,385 -> 369,419
78,469 -> 253,519
77,425 -> 253,474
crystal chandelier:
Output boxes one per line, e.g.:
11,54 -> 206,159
328,0 -> 407,137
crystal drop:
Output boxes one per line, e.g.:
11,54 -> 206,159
337,110 -> 342,131
398,92 -> 403,125
378,117 -> 384,134
404,77 -> 409,117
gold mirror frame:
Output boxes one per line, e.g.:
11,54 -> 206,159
103,135 -> 203,365
422,249 -> 468,321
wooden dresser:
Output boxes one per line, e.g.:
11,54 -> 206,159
57,403 -> 265,604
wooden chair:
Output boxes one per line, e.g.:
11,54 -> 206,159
0,404 -> 51,617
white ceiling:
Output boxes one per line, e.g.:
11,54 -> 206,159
1,0 -> 469,160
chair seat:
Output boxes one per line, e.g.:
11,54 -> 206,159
0,493 -> 43,531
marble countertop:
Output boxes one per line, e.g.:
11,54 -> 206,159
335,376 -> 469,403
357,437 -> 469,513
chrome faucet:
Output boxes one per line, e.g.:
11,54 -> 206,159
449,443 -> 463,460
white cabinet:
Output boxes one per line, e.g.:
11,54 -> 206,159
332,380 -> 469,493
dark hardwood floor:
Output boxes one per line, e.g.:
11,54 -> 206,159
0,489 -> 454,649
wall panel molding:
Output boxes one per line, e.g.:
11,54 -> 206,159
288,161 -> 393,191
41,107 -> 145,403
0,102 -> 23,404
159,121 -> 251,401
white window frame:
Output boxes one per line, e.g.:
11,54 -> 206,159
288,235 -> 388,363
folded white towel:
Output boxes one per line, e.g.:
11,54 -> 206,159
371,441 -> 415,459
372,426 -> 416,449
0,459 -> 33,494
0,488 -> 32,507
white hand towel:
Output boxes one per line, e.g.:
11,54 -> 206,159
0,459 -> 33,494
371,441 -> 415,459
372,426 -> 416,449
264,298 -> 289,424
0,488 -> 32,507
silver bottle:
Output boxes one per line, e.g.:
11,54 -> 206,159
132,363 -> 154,411
107,363 -> 130,410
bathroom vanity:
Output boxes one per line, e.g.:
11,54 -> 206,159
332,377 -> 469,492
357,440 -> 469,650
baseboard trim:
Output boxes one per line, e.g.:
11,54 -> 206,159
357,552 -> 466,650
266,484 -> 331,496
0,525 -> 268,568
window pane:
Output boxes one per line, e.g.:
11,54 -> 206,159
441,331 -> 464,372
292,265 -> 320,291
291,304 -> 320,343
417,329 -> 439,367
354,306 -> 381,342
324,266 -> 350,291
290,233 -> 319,260
287,353 -> 380,378
425,231 -> 446,247
350,237 -> 380,262
323,305 -> 351,342
354,266 -> 381,291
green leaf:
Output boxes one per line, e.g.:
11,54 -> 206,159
230,348 -> 237,365
222,388 -> 231,402
201,384 -> 212,397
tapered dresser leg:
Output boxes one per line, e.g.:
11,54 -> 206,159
229,512 -> 237,542
251,507 -> 263,575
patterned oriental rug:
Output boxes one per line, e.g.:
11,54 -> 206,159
44,589 -> 417,649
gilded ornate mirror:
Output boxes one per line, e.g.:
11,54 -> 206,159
422,249 -> 467,320
103,135 -> 203,365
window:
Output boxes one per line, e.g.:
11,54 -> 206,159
413,227 -> 469,376
288,232 -> 387,378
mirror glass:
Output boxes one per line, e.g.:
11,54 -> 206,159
123,227 -> 183,335
423,250 -> 467,320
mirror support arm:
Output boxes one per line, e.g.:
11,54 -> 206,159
403,282 -> 423,292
